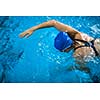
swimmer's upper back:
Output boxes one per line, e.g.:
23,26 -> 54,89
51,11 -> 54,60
73,32 -> 96,60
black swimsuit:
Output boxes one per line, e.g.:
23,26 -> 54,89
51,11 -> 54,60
74,39 -> 99,56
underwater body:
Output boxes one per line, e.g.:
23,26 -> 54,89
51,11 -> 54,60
0,16 -> 100,83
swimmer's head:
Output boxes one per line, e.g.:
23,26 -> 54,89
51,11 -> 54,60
94,38 -> 100,55
54,31 -> 73,51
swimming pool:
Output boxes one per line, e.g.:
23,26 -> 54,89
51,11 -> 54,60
0,16 -> 100,83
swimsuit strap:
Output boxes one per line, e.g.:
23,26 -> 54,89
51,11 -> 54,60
90,39 -> 99,56
74,39 -> 90,46
74,39 -> 99,56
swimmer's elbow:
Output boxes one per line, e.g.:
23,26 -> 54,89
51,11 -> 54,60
48,20 -> 57,26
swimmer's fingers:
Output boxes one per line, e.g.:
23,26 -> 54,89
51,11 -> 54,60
25,33 -> 32,38
19,29 -> 33,38
19,32 -> 29,38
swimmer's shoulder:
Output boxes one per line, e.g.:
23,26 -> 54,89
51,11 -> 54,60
75,32 -> 94,41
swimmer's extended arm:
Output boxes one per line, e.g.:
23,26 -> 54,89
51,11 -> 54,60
19,20 -> 81,39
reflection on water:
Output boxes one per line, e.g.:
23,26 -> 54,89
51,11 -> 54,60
0,16 -> 100,82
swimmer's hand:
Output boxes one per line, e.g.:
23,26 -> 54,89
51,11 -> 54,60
19,29 -> 33,38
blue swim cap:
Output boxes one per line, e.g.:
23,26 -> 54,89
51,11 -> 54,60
54,31 -> 73,51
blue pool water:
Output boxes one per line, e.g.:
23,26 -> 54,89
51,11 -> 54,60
0,16 -> 100,83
